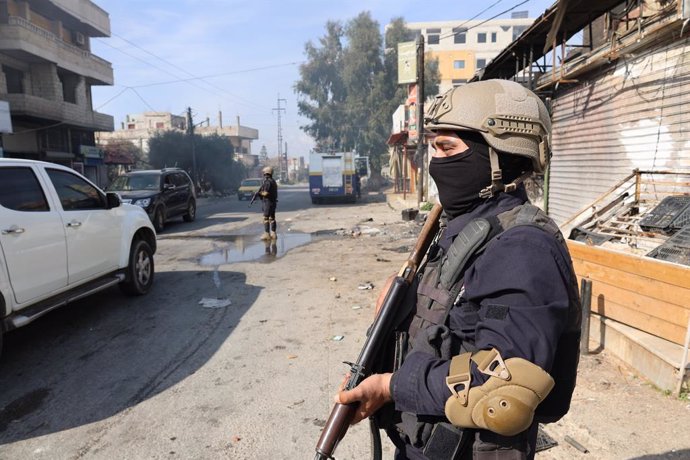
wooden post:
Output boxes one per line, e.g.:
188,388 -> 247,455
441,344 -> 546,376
676,317 -> 690,397
580,278 -> 592,355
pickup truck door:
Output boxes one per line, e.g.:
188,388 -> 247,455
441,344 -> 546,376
0,165 -> 68,305
43,168 -> 122,285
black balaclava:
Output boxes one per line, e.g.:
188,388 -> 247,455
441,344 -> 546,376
428,131 -> 492,219
428,131 -> 532,219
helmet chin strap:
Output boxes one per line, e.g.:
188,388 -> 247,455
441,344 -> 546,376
479,147 -> 533,199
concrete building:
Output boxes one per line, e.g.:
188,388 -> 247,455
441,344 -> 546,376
96,112 -> 258,163
0,0 -> 114,185
407,12 -> 534,92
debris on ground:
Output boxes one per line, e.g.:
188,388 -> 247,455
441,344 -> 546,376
199,297 -> 232,308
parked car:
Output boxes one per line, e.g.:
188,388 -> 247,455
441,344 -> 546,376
237,178 -> 263,201
0,158 -> 157,357
107,168 -> 196,232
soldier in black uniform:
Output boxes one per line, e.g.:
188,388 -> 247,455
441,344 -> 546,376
259,166 -> 278,241
336,80 -> 582,460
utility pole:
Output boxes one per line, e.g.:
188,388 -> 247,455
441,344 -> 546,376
273,95 -> 287,182
186,107 -> 198,191
415,34 -> 425,204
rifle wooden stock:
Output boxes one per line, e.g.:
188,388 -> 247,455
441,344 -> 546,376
314,204 -> 442,460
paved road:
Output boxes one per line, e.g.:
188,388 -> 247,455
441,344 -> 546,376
0,184 -> 393,459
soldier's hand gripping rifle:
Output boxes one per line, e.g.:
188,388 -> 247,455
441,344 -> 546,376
313,203 -> 442,460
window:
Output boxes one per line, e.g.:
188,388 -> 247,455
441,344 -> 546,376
513,26 -> 527,40
173,172 -> 191,187
491,32 -> 497,43
453,27 -> 466,44
155,122 -> 165,129
477,33 -> 487,43
0,167 -> 49,212
426,28 -> 440,45
453,60 -> 465,69
127,123 -> 136,129
3,66 -> 24,94
476,59 -> 487,69
451,79 -> 468,86
46,169 -> 104,210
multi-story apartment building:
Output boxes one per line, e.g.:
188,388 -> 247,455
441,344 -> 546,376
407,11 -> 534,92
0,0 -> 114,184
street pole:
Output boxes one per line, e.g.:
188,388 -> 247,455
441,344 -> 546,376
186,107 -> 198,191
415,34 -> 425,205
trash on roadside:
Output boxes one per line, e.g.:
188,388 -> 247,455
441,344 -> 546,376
564,435 -> 589,453
352,305 -> 362,310
335,293 -> 341,299
358,282 -> 374,290
376,257 -> 391,262
287,354 -> 298,359
199,297 -> 232,309
332,335 -> 344,341
329,276 -> 337,282
402,208 -> 419,221
359,226 -> 381,236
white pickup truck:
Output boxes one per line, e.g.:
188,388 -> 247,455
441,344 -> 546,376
0,159 -> 157,356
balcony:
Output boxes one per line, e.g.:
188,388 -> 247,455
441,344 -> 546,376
51,0 -> 111,36
0,16 -> 113,84
7,93 -> 114,131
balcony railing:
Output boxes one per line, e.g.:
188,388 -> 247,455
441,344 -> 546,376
7,93 -> 114,132
3,16 -> 112,83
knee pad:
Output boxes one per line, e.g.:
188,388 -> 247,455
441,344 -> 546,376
444,348 -> 554,436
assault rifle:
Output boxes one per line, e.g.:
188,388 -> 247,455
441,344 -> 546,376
313,203 -> 442,460
248,189 -> 260,208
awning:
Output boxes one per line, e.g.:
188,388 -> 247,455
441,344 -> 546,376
473,0 -> 626,82
389,148 -> 401,178
386,131 -> 408,145
45,150 -> 74,159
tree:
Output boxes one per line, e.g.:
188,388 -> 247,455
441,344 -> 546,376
148,131 -> 242,193
103,140 -> 145,184
295,13 -> 440,180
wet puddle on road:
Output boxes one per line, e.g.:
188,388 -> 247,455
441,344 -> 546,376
199,232 -> 322,265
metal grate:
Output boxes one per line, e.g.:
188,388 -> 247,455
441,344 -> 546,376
569,227 -> 614,245
647,224 -> 690,266
669,205 -> 690,231
638,196 -> 690,233
536,425 -> 558,452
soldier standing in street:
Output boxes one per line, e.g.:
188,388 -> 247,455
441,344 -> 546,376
259,166 -> 278,241
335,80 -> 582,459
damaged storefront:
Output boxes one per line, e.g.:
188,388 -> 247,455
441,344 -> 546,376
476,0 -> 690,393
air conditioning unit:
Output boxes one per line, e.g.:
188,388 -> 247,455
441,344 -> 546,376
74,32 -> 85,46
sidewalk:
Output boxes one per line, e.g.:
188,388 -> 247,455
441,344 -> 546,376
381,186 -> 425,213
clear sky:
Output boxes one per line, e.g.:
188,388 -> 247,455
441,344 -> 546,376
91,0 -> 556,160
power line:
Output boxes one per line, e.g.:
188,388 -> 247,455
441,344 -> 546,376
105,33 -> 274,111
435,0 -> 531,42
129,61 -> 303,88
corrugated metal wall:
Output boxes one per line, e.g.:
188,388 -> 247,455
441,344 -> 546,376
549,36 -> 690,225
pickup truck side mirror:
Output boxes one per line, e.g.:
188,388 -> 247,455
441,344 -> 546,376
106,192 -> 121,209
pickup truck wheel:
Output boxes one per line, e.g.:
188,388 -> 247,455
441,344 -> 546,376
183,199 -> 196,222
120,239 -> 154,296
154,208 -> 165,232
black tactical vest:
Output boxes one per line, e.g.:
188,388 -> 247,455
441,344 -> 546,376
387,204 -> 582,456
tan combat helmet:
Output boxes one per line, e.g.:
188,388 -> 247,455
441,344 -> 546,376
262,166 -> 273,176
425,80 -> 551,197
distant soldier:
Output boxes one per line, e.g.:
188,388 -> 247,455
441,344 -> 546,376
259,166 -> 278,240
